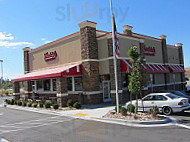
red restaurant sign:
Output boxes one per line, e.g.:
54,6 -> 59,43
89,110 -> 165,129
44,51 -> 57,61
144,46 -> 156,56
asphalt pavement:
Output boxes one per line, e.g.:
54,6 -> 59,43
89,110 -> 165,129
0,97 -> 190,142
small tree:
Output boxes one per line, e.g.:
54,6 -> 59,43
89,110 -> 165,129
128,46 -> 141,116
138,56 -> 147,113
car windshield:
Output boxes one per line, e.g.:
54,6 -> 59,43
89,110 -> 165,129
172,91 -> 187,97
166,94 -> 181,99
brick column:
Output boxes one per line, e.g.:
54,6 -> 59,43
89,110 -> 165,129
56,78 -> 68,107
160,35 -> 170,89
176,43 -> 185,90
107,38 -> 122,104
13,82 -> 20,100
23,47 -> 31,97
123,25 -> 133,36
78,21 -> 101,104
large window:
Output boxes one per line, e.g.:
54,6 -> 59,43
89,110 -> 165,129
67,76 -> 83,91
67,77 -> 72,91
75,77 -> 83,91
37,80 -> 43,91
31,81 -> 35,91
43,79 -> 50,91
53,79 -> 57,91
121,73 -> 130,88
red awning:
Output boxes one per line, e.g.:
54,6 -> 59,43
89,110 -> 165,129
120,59 -> 170,73
12,63 -> 82,82
146,63 -> 170,73
168,65 -> 185,73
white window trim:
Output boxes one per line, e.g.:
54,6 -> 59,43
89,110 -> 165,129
77,65 -> 80,72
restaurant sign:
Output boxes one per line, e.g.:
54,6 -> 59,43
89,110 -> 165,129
144,46 -> 156,56
44,51 -> 57,61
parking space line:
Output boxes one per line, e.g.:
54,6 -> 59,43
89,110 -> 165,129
0,118 -> 73,135
176,124 -> 190,130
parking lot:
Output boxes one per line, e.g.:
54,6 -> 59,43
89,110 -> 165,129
0,97 -> 190,142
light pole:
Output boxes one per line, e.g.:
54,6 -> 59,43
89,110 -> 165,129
0,60 -> 3,88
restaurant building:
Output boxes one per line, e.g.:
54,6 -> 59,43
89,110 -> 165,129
12,20 -> 185,106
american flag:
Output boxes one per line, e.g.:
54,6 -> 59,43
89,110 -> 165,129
113,16 -> 120,60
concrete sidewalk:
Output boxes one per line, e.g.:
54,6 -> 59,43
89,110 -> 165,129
59,104 -> 115,119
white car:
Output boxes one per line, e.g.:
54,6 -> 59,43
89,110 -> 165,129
125,93 -> 190,115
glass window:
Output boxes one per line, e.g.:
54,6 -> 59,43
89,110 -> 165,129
53,79 -> 57,91
121,73 -> 129,88
43,79 -> 50,91
36,80 -> 43,91
156,95 -> 167,101
67,77 -> 72,91
31,81 -> 35,91
100,75 -> 110,83
166,94 -> 180,99
143,95 -> 156,101
75,76 -> 83,91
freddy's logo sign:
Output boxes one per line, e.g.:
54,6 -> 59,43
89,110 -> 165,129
144,46 -> 156,56
44,51 -> 57,61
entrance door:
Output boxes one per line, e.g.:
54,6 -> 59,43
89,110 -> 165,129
103,81 -> 111,102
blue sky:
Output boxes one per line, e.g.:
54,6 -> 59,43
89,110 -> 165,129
0,0 -> 190,79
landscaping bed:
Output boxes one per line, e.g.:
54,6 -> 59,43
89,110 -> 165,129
102,110 -> 163,121
4,99 -> 82,111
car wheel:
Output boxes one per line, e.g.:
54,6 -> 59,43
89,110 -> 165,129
162,106 -> 173,115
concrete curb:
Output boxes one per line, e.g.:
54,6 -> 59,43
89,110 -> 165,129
5,105 -> 177,127
100,115 -> 173,125
0,137 -> 9,142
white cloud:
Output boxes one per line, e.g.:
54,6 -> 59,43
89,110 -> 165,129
44,40 -> 52,44
0,32 -> 33,49
41,38 -> 46,41
41,38 -> 51,44
0,32 -> 14,40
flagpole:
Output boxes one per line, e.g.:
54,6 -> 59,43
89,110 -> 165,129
110,0 -> 119,114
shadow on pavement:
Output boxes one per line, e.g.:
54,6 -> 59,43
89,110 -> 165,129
82,103 -> 117,109
172,111 -> 190,124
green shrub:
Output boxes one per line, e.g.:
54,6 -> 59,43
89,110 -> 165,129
148,106 -> 159,118
5,99 -> 8,103
22,101 -> 27,107
10,99 -> 15,105
6,100 -> 11,104
115,105 -> 122,113
39,102 -> 44,108
66,99 -> 73,108
28,103 -> 32,107
33,103 -> 38,108
14,100 -> 18,105
120,107 -> 127,116
127,104 -> 135,113
73,102 -> 81,109
45,102 -> 51,108
53,104 -> 59,109
17,101 -> 22,106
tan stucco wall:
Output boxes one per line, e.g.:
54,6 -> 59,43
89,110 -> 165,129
119,37 -> 140,57
29,35 -> 81,71
167,45 -> 179,64
169,73 -> 181,83
154,73 -> 165,84
144,38 -> 163,63
98,38 -> 109,75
